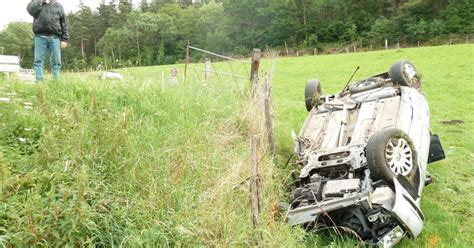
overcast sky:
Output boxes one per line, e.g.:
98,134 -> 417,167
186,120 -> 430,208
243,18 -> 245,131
0,0 -> 140,30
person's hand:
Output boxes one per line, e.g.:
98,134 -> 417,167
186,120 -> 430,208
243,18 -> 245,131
60,41 -> 68,49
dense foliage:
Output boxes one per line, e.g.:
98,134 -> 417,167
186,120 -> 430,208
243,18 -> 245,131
0,0 -> 473,69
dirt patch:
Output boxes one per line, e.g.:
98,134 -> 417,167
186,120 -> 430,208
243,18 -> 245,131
440,119 -> 464,125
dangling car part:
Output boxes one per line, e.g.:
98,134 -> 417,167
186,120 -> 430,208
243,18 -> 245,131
287,60 -> 445,247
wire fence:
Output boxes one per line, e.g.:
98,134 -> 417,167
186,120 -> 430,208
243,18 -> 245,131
184,45 -> 253,84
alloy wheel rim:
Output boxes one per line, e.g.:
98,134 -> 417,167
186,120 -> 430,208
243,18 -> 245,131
403,63 -> 417,81
385,137 -> 413,176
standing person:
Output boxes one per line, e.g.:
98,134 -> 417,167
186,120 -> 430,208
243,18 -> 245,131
27,0 -> 69,82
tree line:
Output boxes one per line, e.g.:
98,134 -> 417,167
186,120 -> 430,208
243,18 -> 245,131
0,0 -> 472,70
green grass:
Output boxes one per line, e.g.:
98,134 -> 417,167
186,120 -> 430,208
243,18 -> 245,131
1,44 -> 473,247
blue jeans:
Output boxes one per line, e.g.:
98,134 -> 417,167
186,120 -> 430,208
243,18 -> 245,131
34,36 -> 61,81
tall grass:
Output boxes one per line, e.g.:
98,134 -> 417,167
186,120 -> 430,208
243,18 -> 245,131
0,75 -> 302,246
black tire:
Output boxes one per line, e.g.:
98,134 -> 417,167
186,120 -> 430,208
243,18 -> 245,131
349,77 -> 385,94
366,128 -> 418,185
389,60 -> 421,88
336,207 -> 371,239
305,80 -> 322,112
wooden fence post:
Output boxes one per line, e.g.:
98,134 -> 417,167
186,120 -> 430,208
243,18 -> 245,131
249,135 -> 262,244
250,48 -> 261,89
161,71 -> 165,90
263,78 -> 275,157
184,44 -> 190,80
204,58 -> 211,82
385,39 -> 388,50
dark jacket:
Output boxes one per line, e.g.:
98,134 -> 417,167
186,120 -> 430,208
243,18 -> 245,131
27,0 -> 69,41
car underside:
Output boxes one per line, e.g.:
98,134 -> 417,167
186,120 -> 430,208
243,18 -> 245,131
287,60 -> 445,247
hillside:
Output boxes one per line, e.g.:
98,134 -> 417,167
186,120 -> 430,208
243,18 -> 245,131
1,44 -> 473,247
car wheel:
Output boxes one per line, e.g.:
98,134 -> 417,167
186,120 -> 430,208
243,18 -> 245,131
366,128 -> 418,185
305,80 -> 322,112
390,60 -> 421,88
337,207 -> 371,239
349,77 -> 385,94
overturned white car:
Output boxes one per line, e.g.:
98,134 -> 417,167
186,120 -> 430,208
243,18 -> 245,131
288,60 -> 445,247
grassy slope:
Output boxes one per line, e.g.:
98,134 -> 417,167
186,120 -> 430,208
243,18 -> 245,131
0,65 -> 306,246
0,44 -> 472,247
271,44 -> 474,247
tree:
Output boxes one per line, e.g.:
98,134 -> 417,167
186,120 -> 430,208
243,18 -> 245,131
442,0 -> 474,34
97,27 -> 134,67
10,0 -> 470,71
405,18 -> 428,45
196,2 -> 230,53
118,0 -> 133,27
139,0 -> 150,12
367,18 -> 392,46
68,4 -> 96,62
0,22 -> 34,67
223,0 -> 274,52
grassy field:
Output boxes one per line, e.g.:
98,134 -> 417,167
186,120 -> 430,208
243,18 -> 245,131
270,44 -> 474,247
1,44 -> 473,247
